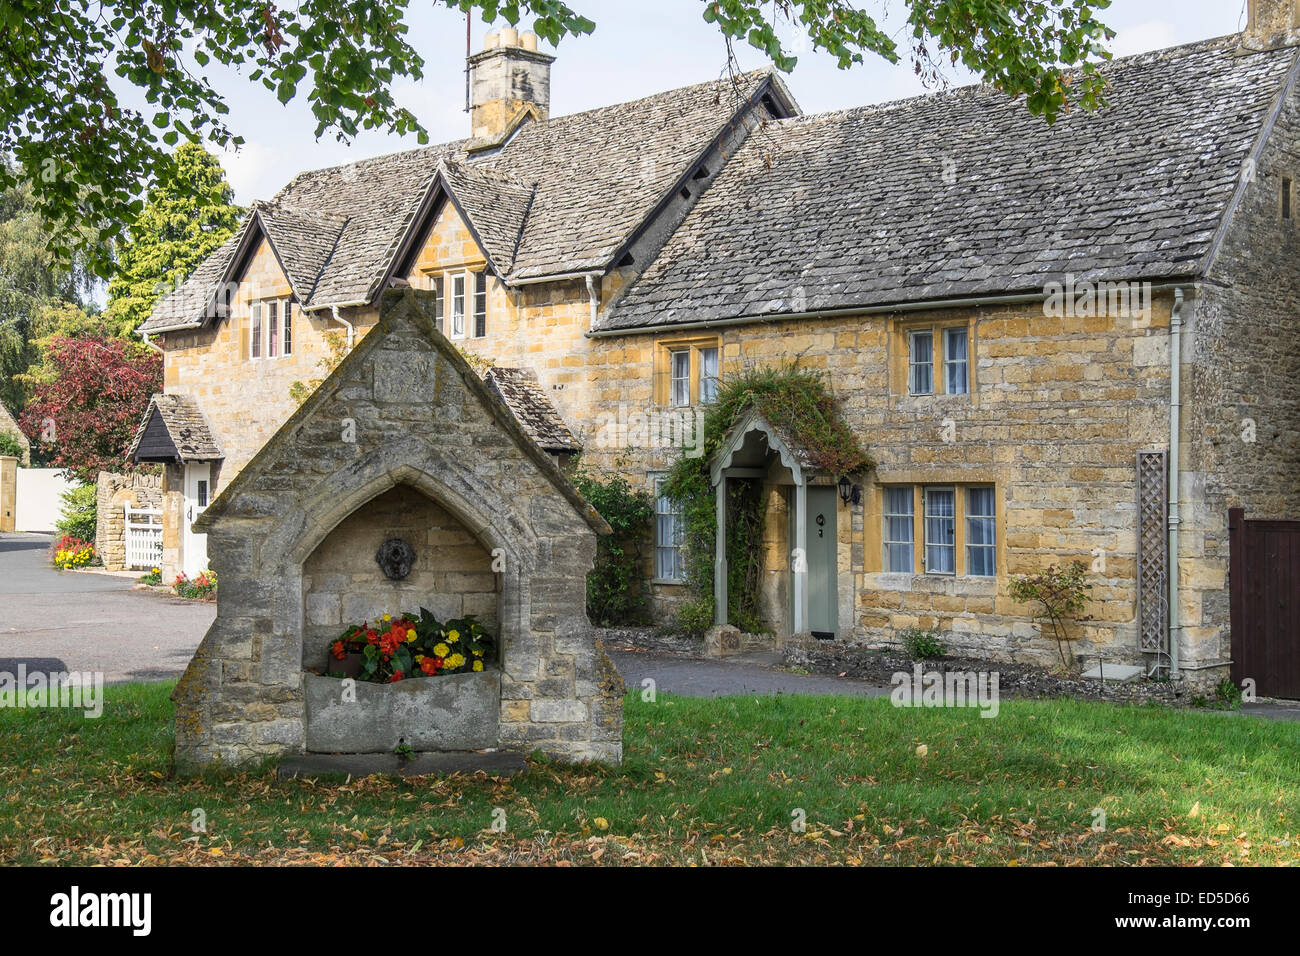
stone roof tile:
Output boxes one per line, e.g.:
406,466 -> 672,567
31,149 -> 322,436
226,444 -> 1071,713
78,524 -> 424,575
599,37 -> 1299,330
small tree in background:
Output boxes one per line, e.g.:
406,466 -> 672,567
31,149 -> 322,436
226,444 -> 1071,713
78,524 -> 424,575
105,142 -> 243,337
1007,561 -> 1094,670
20,336 -> 161,483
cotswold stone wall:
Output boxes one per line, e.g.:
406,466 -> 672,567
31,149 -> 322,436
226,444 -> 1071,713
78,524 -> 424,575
173,291 -> 621,769
95,471 -> 163,571
582,295 -> 1176,669
1182,76 -> 1300,677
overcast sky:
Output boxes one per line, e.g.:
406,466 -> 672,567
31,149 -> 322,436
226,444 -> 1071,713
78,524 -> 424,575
211,1 -> 1249,203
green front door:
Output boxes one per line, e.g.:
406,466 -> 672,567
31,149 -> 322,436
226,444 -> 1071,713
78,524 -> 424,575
806,486 -> 838,638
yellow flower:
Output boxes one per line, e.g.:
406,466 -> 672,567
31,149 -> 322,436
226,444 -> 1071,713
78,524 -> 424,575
406,629 -> 417,642
472,649 -> 484,657
382,613 -> 391,622
472,660 -> 484,672
433,643 -> 450,658
415,655 -> 425,663
446,653 -> 465,669
447,629 -> 460,643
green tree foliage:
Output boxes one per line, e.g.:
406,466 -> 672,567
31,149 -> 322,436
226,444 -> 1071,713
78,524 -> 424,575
568,461 -> 654,627
55,484 -> 98,542
0,177 -> 98,411
1007,561 -> 1094,670
105,143 -> 243,337
0,1 -> 1112,271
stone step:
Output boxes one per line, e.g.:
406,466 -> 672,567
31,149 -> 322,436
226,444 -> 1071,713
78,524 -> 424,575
277,750 -> 528,779
1079,663 -> 1145,683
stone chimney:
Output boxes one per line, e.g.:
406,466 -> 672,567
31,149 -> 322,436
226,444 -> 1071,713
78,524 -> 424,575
469,29 -> 555,141
1244,0 -> 1300,50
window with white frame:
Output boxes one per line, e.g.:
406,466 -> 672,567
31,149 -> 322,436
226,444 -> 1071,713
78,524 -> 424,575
654,475 -> 684,582
965,486 -> 996,577
883,483 -> 996,576
249,299 -> 293,360
908,330 -> 934,395
250,302 -> 262,359
882,486 -> 915,573
698,347 -> 719,404
923,486 -> 956,574
473,271 -> 487,338
669,350 -> 691,408
450,274 -> 467,338
944,327 -> 968,395
905,323 -> 972,396
420,270 -> 488,339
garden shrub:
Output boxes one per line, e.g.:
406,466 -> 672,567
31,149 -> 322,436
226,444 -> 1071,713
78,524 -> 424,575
899,625 -> 946,660
55,484 -> 97,541
0,433 -> 25,459
569,462 -> 654,627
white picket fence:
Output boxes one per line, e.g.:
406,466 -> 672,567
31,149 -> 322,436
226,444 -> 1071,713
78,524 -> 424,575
124,505 -> 163,570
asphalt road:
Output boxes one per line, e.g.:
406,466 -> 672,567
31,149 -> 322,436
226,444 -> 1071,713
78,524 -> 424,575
0,533 -> 215,684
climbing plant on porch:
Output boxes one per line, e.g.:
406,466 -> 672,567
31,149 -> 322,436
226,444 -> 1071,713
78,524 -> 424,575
663,364 -> 873,638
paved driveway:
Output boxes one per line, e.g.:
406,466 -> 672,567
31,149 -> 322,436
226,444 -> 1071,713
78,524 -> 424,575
0,533 -> 214,683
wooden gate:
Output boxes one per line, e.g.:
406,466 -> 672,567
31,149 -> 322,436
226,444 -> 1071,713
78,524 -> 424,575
1229,508 -> 1300,700
124,505 -> 163,571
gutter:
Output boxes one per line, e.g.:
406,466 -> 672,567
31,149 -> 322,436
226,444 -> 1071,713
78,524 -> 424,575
586,283 -> 1197,338
139,331 -> 164,354
1168,288 -> 1186,681
510,269 -> 604,287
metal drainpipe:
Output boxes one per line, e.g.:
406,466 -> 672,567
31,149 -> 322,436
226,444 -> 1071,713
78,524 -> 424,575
330,305 -> 356,349
1168,289 -> 1184,681
140,331 -> 163,354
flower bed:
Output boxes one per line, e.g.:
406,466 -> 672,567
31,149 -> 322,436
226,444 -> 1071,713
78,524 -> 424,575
52,536 -> 96,570
324,610 -> 495,683
173,570 -> 217,600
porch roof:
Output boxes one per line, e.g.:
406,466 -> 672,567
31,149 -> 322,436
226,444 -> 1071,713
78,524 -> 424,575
127,394 -> 224,464
709,406 -> 817,487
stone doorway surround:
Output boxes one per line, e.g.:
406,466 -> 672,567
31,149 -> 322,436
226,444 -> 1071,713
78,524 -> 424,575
172,289 -> 622,770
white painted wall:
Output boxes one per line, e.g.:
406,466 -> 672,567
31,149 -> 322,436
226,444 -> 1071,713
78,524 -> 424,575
15,468 -> 81,533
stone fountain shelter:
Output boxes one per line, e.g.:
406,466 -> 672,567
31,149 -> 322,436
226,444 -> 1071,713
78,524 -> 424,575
173,288 -> 623,772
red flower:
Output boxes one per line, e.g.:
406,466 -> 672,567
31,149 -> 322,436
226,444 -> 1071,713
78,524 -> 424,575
420,657 -> 440,676
331,641 -> 346,660
389,670 -> 404,683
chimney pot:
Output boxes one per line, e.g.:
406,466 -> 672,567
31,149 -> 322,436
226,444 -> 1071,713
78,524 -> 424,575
468,28 -> 555,140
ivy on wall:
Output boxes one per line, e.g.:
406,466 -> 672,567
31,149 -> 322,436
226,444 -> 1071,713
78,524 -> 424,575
664,364 -> 873,638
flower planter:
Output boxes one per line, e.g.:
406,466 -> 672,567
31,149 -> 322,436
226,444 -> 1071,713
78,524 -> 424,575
303,671 -> 500,754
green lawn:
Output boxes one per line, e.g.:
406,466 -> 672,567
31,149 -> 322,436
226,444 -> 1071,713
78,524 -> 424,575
1,682 -> 1297,865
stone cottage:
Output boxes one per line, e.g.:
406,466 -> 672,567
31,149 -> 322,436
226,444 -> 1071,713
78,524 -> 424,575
137,4 -> 1300,696
173,290 -> 621,767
